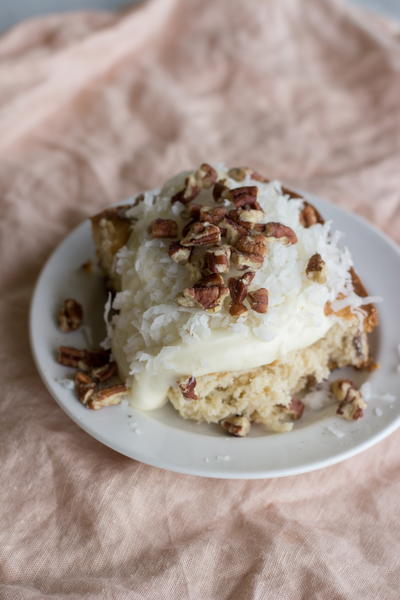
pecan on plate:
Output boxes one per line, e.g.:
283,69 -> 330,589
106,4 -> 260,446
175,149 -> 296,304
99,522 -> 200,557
264,222 -> 297,245
331,379 -> 366,420
57,347 -> 110,371
91,361 -> 118,382
58,299 -> 83,332
86,384 -> 127,410
220,415 -> 251,437
276,397 -> 305,422
74,371 -> 96,405
305,253 -> 326,284
285,397 -> 305,420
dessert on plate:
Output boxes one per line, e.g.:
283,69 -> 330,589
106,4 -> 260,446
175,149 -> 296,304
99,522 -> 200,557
83,163 -> 378,435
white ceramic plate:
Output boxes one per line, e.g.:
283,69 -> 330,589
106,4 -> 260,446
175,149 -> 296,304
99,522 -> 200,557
30,193 -> 400,479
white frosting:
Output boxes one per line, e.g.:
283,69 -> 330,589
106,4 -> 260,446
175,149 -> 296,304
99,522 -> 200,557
107,163 -> 358,410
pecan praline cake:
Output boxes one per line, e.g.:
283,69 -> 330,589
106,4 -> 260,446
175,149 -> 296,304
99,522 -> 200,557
90,163 -> 378,435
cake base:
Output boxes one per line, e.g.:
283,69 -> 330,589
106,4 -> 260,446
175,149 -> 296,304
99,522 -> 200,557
169,319 -> 367,432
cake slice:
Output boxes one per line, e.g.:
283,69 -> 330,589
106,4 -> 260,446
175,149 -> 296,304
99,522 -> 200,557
90,164 -> 378,434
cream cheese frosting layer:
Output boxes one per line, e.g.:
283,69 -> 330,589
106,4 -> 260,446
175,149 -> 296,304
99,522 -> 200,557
107,163 -> 356,411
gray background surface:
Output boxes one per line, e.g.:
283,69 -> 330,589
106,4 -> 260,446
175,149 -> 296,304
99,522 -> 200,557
0,0 -> 399,33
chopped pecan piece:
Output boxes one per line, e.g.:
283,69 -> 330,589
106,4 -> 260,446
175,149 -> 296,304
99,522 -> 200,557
91,361 -> 118,382
219,216 -> 249,243
177,283 -> 229,312
172,164 -> 218,204
85,349 -> 111,369
278,397 -> 305,420
220,415 -> 251,437
74,371 -> 96,405
232,251 -> 264,270
58,299 -> 83,333
229,186 -> 261,210
227,167 -> 247,182
149,218 -> 178,238
229,303 -> 248,317
195,273 -> 225,287
288,397 -> 305,420
168,241 -> 191,264
193,206 -> 227,224
299,201 -> 324,227
228,277 -> 248,304
57,347 -> 110,371
349,267 -> 378,333
277,396 -> 304,421
180,221 -> 221,247
228,276 -> 248,317
349,267 -> 368,297
227,167 -> 269,184
236,209 -> 264,224
241,271 -> 256,285
306,253 -> 326,284
264,222 -> 297,245
250,170 -> 269,183
86,384 -> 127,410
204,245 -> 231,273
58,347 -> 86,369
179,376 -> 198,400
196,163 -> 218,188
248,288 -> 269,313
171,184 -> 198,205
331,379 -> 366,420
235,233 -> 267,257
213,180 -> 230,202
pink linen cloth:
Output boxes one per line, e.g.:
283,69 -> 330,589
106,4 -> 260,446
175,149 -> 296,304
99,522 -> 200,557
0,0 -> 399,597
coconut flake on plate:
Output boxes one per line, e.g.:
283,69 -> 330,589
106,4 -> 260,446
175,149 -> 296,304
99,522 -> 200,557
325,424 -> 346,439
55,377 -> 75,390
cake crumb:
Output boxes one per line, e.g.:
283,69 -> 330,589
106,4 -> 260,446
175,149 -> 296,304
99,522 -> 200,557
374,407 -> 383,417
